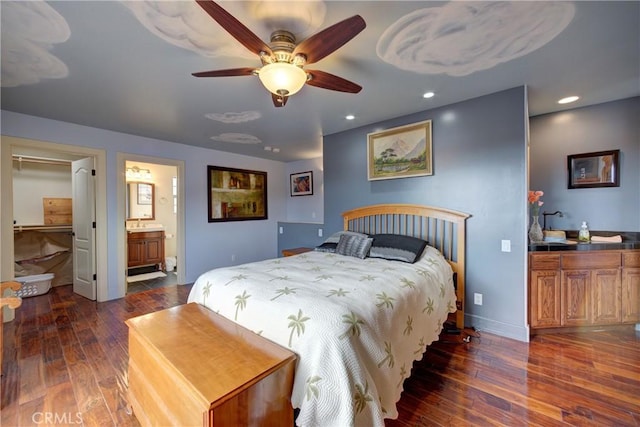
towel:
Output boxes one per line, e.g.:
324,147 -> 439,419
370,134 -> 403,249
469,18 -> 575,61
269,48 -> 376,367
590,235 -> 622,243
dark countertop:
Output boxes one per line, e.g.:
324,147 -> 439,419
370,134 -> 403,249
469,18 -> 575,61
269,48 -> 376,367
529,230 -> 640,252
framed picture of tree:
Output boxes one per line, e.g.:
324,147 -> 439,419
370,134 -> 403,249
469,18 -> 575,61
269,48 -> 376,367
367,119 -> 432,181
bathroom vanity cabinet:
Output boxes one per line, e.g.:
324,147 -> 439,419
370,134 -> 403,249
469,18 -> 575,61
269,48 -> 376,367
529,249 -> 640,332
127,230 -> 165,271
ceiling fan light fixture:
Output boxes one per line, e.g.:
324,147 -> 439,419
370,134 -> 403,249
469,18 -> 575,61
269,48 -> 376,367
258,62 -> 307,96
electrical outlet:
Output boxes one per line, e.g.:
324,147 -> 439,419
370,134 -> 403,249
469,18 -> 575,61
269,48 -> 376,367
231,254 -> 236,262
474,293 -> 483,305
318,228 -> 323,237
501,239 -> 511,252
279,226 -> 283,234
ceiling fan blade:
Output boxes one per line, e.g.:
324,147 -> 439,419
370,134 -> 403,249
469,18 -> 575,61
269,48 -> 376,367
306,70 -> 362,93
272,93 -> 288,107
293,15 -> 366,65
196,1 -> 272,57
192,67 -> 256,78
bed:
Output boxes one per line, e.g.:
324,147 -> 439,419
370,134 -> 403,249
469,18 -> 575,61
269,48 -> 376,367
187,204 -> 469,426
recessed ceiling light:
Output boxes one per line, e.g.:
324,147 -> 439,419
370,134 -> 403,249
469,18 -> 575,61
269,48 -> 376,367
345,114 -> 355,120
423,91 -> 435,99
558,96 -> 579,104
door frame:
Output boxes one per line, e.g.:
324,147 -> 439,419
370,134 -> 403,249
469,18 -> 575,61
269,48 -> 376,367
0,136 -> 108,300
117,152 -> 185,294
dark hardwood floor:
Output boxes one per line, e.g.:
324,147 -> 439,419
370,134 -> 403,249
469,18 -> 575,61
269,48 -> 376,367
2,284 -> 639,426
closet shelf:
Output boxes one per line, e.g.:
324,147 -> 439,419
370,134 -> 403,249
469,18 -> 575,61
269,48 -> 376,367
14,224 -> 72,232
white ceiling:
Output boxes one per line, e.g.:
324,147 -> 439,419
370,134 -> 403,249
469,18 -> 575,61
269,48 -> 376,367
2,1 -> 639,162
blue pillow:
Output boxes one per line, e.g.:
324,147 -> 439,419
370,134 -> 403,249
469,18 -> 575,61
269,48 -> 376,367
368,234 -> 428,263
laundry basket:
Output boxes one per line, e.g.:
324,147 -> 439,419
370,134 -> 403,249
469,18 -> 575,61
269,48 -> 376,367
14,273 -> 54,298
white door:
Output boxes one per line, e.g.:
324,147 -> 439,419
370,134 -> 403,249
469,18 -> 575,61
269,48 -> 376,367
72,157 -> 96,300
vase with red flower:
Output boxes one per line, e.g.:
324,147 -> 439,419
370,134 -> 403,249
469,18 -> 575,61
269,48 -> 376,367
528,190 -> 544,243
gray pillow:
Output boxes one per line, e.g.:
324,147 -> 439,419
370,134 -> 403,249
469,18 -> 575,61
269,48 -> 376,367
335,234 -> 373,259
315,231 -> 368,253
324,230 -> 368,244
369,234 -> 428,263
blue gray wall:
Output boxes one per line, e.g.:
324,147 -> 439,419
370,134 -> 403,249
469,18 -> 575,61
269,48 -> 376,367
323,86 -> 529,340
529,97 -> 640,232
2,111 -> 287,301
285,157 -> 324,224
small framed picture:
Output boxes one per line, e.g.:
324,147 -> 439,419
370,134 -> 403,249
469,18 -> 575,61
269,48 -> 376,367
567,149 -> 620,189
137,182 -> 153,205
290,171 -> 313,196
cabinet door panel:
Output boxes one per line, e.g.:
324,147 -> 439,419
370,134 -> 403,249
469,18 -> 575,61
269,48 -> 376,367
592,269 -> 621,324
530,270 -> 561,328
145,238 -> 163,264
562,270 -> 591,326
128,241 -> 145,267
622,268 -> 640,323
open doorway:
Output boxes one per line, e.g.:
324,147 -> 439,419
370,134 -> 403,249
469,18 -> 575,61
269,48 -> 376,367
1,136 -> 107,301
116,153 -> 185,296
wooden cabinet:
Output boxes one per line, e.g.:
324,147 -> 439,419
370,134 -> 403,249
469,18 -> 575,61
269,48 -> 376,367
529,255 -> 561,328
622,251 -> 640,323
126,303 -> 295,427
529,249 -> 638,331
127,230 -> 165,270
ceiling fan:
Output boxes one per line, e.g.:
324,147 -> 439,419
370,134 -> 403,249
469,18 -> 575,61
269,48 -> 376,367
192,0 -> 366,107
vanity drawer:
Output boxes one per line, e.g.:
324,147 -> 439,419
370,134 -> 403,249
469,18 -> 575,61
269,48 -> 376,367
561,252 -> 620,269
530,254 -> 560,270
622,251 -> 640,268
127,230 -> 165,240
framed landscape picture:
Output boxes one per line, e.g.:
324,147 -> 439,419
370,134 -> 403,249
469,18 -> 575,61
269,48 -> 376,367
207,165 -> 267,222
367,119 -> 433,181
290,171 -> 313,196
567,149 -> 620,189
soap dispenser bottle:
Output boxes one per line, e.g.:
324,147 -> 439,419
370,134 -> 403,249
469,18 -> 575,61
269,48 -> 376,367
578,221 -> 590,242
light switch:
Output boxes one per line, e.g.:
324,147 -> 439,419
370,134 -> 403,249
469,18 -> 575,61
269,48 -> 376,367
501,240 -> 511,252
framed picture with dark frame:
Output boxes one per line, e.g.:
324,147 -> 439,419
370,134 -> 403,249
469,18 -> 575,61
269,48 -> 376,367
567,149 -> 620,189
290,171 -> 313,196
207,165 -> 267,222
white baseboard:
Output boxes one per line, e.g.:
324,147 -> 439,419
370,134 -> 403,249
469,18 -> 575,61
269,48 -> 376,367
464,313 -> 530,342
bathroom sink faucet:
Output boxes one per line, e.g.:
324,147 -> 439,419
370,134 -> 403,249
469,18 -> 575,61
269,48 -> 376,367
542,211 -> 563,230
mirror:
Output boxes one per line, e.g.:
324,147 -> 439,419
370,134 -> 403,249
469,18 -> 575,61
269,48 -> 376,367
126,182 -> 155,220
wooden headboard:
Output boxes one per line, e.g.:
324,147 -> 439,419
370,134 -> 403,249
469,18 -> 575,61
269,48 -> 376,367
342,204 -> 470,330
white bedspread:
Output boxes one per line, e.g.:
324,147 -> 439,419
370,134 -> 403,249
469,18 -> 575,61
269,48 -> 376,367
187,246 -> 456,427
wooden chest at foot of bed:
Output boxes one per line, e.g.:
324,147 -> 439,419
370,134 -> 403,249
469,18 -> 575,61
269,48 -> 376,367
126,303 -> 296,427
